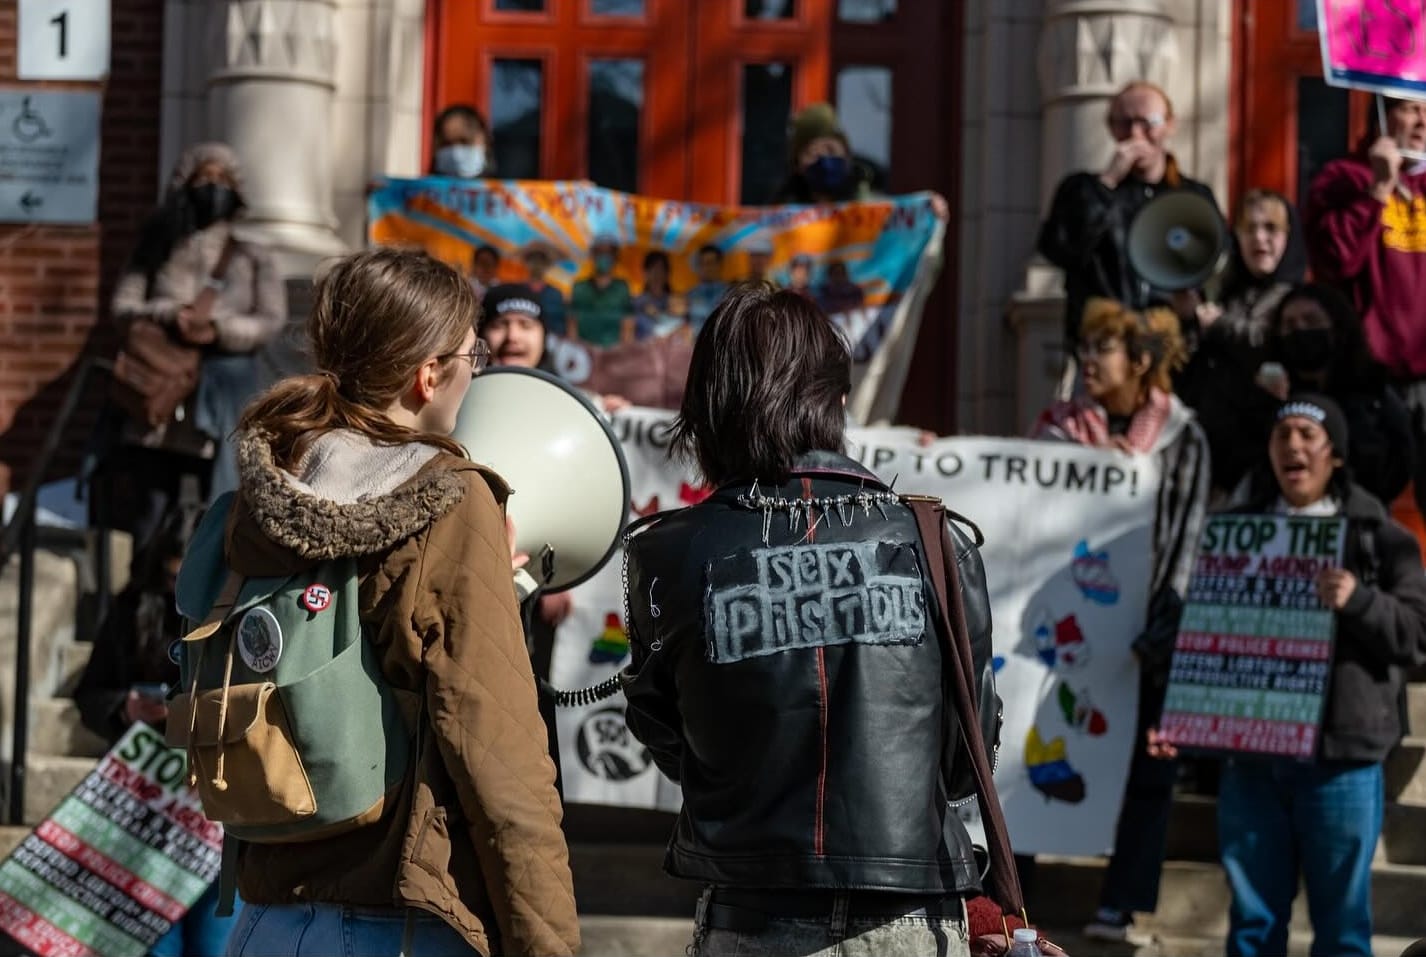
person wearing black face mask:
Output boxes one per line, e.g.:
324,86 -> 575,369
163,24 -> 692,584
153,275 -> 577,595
93,142 -> 287,571
772,103 -> 872,204
1246,283 -> 1414,508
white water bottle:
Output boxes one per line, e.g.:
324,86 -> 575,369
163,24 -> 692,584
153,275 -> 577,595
1007,927 -> 1042,957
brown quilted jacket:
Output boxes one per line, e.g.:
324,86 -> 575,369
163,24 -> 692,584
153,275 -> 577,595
224,430 -> 579,957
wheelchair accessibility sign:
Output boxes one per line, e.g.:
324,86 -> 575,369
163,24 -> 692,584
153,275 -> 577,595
0,90 -> 99,224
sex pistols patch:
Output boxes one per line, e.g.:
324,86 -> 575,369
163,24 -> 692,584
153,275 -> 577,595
703,540 -> 927,664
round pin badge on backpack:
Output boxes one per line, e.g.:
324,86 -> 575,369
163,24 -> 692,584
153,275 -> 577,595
301,584 -> 332,613
237,607 -> 283,673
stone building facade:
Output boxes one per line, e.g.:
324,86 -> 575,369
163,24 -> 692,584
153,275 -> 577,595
1,0 -> 1250,494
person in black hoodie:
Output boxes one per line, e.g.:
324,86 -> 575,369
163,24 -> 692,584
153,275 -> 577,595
1177,189 -> 1307,502
1151,393 -> 1426,957
1257,284 -> 1414,508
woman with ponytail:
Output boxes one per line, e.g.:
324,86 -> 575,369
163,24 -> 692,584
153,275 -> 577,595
1032,296 -> 1211,944
215,247 -> 579,957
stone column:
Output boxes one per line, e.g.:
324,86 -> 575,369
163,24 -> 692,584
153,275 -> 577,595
1036,0 -> 1179,211
205,0 -> 347,272
1007,0 -> 1179,425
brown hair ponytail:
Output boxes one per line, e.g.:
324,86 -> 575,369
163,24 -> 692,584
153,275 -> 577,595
240,247 -> 478,471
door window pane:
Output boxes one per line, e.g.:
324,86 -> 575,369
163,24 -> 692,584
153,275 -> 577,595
495,0 -> 545,10
491,59 -> 543,179
1298,0 -> 1318,31
836,66 -> 892,189
746,0 -> 796,19
741,62 -> 794,204
1296,76 -> 1349,209
592,0 -> 645,15
589,59 -> 644,193
838,0 -> 896,22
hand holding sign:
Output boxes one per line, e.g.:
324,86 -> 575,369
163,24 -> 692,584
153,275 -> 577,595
1369,135 -> 1404,200
1315,567 -> 1359,610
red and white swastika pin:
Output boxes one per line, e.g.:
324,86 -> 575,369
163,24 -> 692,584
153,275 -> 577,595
301,584 -> 332,613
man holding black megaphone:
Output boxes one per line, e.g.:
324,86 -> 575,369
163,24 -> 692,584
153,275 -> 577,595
1038,81 -> 1227,391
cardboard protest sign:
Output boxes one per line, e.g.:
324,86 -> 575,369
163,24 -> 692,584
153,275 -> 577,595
544,410 -> 1159,856
0,723 -> 221,957
367,179 -> 945,423
1159,514 -> 1344,760
1318,0 -> 1426,100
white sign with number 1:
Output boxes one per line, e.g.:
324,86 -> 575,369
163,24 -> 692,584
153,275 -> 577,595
19,0 -> 109,80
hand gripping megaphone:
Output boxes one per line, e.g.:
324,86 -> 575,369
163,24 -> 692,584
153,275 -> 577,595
1126,190 -> 1229,293
452,367 -> 631,593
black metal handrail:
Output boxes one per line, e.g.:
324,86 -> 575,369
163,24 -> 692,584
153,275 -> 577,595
1,355 -> 110,825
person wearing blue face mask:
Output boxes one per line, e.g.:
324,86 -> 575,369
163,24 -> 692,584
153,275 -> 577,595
773,103 -> 872,204
431,103 -> 492,179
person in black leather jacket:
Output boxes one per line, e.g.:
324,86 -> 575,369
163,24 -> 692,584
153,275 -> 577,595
621,283 -> 994,957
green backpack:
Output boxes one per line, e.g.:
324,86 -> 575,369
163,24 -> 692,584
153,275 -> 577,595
167,492 -> 418,844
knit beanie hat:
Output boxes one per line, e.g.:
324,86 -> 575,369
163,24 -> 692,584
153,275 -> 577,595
789,103 -> 845,163
481,283 -> 543,328
1276,393 -> 1349,459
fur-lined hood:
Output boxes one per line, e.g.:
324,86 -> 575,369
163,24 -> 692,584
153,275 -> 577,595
225,429 -> 505,575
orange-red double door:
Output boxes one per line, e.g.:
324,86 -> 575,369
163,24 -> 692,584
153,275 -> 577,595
430,0 -> 833,205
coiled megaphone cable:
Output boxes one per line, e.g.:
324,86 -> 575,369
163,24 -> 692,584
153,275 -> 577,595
536,674 -> 625,708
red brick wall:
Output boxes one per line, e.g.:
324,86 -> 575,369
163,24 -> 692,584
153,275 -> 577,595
0,0 -> 164,499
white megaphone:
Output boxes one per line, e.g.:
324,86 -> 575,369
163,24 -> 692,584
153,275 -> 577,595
1126,190 -> 1229,292
452,367 -> 630,593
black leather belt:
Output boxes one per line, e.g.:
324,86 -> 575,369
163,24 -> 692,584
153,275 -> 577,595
703,888 -> 960,933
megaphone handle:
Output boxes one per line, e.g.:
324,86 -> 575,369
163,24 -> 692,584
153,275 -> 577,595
539,544 -> 556,586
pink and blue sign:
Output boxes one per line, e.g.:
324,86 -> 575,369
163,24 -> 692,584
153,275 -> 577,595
1319,0 -> 1426,98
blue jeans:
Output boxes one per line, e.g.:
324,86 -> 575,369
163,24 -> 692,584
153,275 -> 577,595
226,902 -> 482,957
150,882 -> 236,957
1218,759 -> 1383,957
691,890 -> 970,957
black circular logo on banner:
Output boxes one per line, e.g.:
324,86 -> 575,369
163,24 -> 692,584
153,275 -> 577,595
575,706 -> 653,782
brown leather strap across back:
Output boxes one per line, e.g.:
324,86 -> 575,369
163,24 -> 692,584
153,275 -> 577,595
905,496 -> 1026,918
189,236 -> 241,325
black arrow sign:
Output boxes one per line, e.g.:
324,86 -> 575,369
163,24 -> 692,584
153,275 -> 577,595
19,191 -> 42,212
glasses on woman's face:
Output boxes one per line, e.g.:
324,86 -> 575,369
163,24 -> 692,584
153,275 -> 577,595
1076,337 -> 1124,360
440,339 -> 491,377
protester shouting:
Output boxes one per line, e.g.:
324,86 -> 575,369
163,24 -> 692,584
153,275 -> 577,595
1032,297 -> 1210,945
1177,189 -> 1306,502
1149,394 -> 1426,957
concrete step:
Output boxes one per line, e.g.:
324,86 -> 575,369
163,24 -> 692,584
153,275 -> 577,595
1409,683 -> 1426,736
0,825 -> 28,861
28,698 -> 108,759
571,912 -> 1422,957
1164,793 -> 1217,862
569,842 -> 699,918
1385,737 -> 1426,802
20,754 -> 96,824
53,639 -> 94,698
1382,800 -> 1426,866
1033,856 -> 1426,940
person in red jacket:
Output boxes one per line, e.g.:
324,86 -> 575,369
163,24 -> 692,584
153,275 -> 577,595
1305,96 -> 1426,515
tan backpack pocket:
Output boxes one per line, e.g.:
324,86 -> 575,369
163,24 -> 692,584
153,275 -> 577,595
167,682 -> 317,826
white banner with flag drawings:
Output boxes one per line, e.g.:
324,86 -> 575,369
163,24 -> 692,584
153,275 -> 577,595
547,408 -> 1160,856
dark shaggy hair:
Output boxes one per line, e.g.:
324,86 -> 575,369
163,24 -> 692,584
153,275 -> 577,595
671,282 -> 850,485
